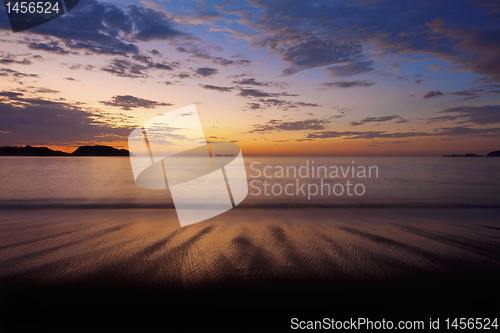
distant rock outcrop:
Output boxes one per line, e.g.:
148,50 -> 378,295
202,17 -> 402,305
0,145 -> 69,156
486,150 -> 500,157
71,145 -> 131,156
442,153 -> 483,157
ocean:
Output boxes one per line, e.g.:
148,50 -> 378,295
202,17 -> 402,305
0,156 -> 499,331
0,156 -> 499,208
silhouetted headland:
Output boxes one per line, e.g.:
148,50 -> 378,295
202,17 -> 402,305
0,145 -> 131,156
486,150 -> 500,157
71,145 -> 131,156
0,145 -> 68,156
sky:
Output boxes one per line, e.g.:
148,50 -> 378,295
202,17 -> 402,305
0,0 -> 499,156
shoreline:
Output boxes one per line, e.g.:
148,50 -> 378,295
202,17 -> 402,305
0,208 -> 498,331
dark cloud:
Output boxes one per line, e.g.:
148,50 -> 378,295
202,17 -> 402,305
0,67 -> 40,78
428,105 -> 500,125
0,91 -> 25,99
233,87 -> 320,110
0,93 -> 132,146
250,119 -> 328,133
255,30 -> 363,76
6,1 -> 188,56
233,78 -> 269,86
195,67 -> 218,77
100,54 -> 178,78
101,59 -> 149,78
174,41 -> 251,67
324,60 -> 375,78
99,95 -> 173,111
423,90 -> 444,99
448,89 -> 482,97
350,115 -> 408,126
28,41 -> 73,55
321,80 -> 376,88
0,53 -> 32,65
0,91 -> 70,108
247,99 -> 320,111
199,84 -> 233,92
221,0 -> 500,80
130,54 -> 178,71
307,127 -> 500,140
127,5 -> 184,41
237,88 -> 297,98
232,77 -> 289,88
35,88 -> 60,94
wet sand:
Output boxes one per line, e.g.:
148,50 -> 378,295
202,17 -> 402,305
0,208 -> 499,331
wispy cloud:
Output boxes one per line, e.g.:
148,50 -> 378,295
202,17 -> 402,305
250,119 -> 328,132
321,80 -> 376,88
350,115 -> 409,126
99,95 -> 173,110
423,90 -> 444,99
428,105 -> 500,125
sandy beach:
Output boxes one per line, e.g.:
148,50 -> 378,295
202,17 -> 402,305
0,207 -> 498,331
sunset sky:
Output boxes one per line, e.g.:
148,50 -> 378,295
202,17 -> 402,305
0,0 -> 499,156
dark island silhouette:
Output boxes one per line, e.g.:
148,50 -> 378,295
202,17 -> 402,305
0,145 -> 131,156
71,145 -> 130,156
443,150 -> 500,157
442,153 -> 483,157
486,150 -> 500,157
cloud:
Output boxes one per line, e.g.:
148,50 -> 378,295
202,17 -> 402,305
255,30 -> 363,76
195,67 -> 218,77
177,73 -> 190,79
245,99 -> 321,111
99,95 -> 173,110
324,60 -> 375,77
250,119 -> 328,132
0,67 -> 40,79
350,115 -> 408,126
0,93 -> 133,146
448,89 -> 482,97
219,0 -> 500,80
5,1 -> 188,56
321,80 -> 376,88
101,59 -> 149,78
0,53 -> 32,65
199,84 -> 233,92
232,78 -> 289,88
34,88 -> 60,94
28,41 -> 74,55
174,41 -> 251,67
306,127 -> 500,140
424,90 -> 444,99
428,105 -> 500,125
237,88 -> 298,98
127,5 -> 184,41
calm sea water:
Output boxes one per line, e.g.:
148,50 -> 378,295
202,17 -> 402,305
0,156 -> 499,208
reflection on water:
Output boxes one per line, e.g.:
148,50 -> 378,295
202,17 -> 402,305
0,156 -> 499,207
